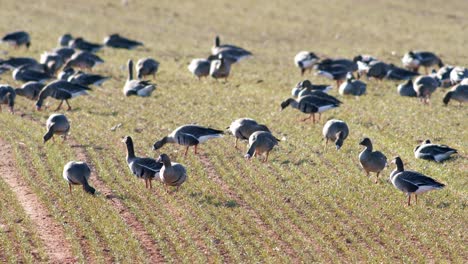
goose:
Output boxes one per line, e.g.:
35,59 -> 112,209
12,65 -> 51,83
136,58 -> 159,79
43,114 -> 70,143
316,58 -> 358,73
322,119 -> 349,150
449,66 -> 468,85
15,81 -> 44,100
280,95 -> 340,123
339,73 -> 367,96
1,31 -> 30,48
68,71 -> 110,87
389,156 -> 445,206
316,64 -> 349,87
211,35 -> 252,62
35,80 -> 91,111
244,131 -> 279,162
104,34 -> 143,49
0,85 -> 16,113
58,67 -> 76,81
68,37 -> 103,53
63,51 -> 104,71
156,154 -> 187,192
294,51 -> 319,76
414,139 -> 457,162
443,84 -> 468,105
397,79 -> 417,97
436,65 -> 454,87
292,80 -> 332,97
210,54 -> 233,81
385,64 -> 420,80
63,161 -> 95,195
401,51 -> 443,74
58,33 -> 73,47
353,54 -> 378,78
365,61 -> 390,80
39,52 -> 65,75
413,75 -> 440,104
51,47 -> 76,61
188,58 -> 211,80
0,57 -> 40,70
359,138 -> 387,183
152,124 -> 224,156
123,60 -> 156,97
228,118 -> 270,149
122,136 -> 163,189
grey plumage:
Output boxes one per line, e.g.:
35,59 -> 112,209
188,58 -> 211,80
210,54 -> 233,80
63,51 -> 104,71
359,138 -> 387,183
1,31 -> 30,48
228,118 -> 270,148
294,51 -> 319,75
63,161 -> 95,194
58,33 -> 73,47
385,64 -> 420,80
35,80 -> 91,111
12,65 -> 51,83
339,73 -> 367,96
15,81 -> 44,100
397,79 -> 417,97
0,85 -> 16,112
123,60 -> 156,97
413,75 -> 439,103
68,71 -> 110,87
0,57 -> 39,70
68,37 -> 103,53
436,65 -> 454,87
402,51 -> 443,74
43,114 -> 70,143
211,35 -> 252,62
104,34 -> 143,49
292,80 -> 332,97
414,139 -> 457,162
280,95 -> 340,123
322,119 -> 349,150
244,131 -> 279,162
449,66 -> 468,85
136,58 -> 159,79
156,154 -> 187,191
443,84 -> 468,105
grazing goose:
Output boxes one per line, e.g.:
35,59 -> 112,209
402,51 -> 443,74
322,119 -> 349,150
136,58 -> 159,79
122,136 -> 163,189
51,47 -> 76,61
1,31 -> 30,48
414,139 -> 457,162
63,161 -> 95,195
43,114 -> 70,143
0,85 -> 16,112
359,138 -> 387,183
12,65 -> 51,83
389,157 -> 445,206
280,95 -> 339,123
413,75 -> 440,104
211,35 -> 252,62
156,154 -> 187,191
15,81 -> 45,100
210,54 -> 233,81
35,80 -> 91,111
385,64 -> 420,80
123,60 -> 156,97
188,58 -> 211,80
294,51 -> 319,75
228,118 -> 270,149
436,65 -> 454,87
244,131 -> 279,162
68,37 -> 103,53
39,52 -> 65,75
152,124 -> 224,156
63,51 -> 104,71
397,79 -> 417,97
104,34 -> 143,49
339,73 -> 367,96
443,84 -> 468,105
0,57 -> 40,70
316,64 -> 349,87
58,33 -> 73,47
292,80 -> 332,97
449,66 -> 468,85
68,71 -> 110,87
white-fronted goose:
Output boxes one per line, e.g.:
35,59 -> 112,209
294,51 -> 319,75
322,119 -> 349,150
58,67 -> 75,80
401,51 -> 443,74
152,124 -> 224,156
0,57 -> 39,70
389,156 -> 445,206
0,85 -> 16,113
353,54 -> 378,78
52,47 -> 76,61
316,65 -> 349,87
449,66 -> 468,85
385,64 -> 420,80
292,80 -> 332,97
244,131 -> 279,162
359,138 -> 387,183
280,95 -> 340,123
188,58 -> 211,80
122,136 -> 163,189
228,118 -> 270,148
443,84 -> 468,105
397,79 -> 417,97
68,71 -> 109,87
156,154 -> 187,192
413,75 -> 440,104
436,65 -> 454,87
63,161 -> 95,195
40,52 -> 65,75
210,54 -> 233,81
15,81 -> 44,100
63,51 -> 104,71
211,36 -> 252,62
366,61 -> 390,80
136,58 -> 159,79
1,31 -> 30,48
44,114 -> 70,143
35,80 -> 91,111
414,139 -> 457,162
104,34 -> 143,49
68,37 -> 103,53
339,73 -> 367,96
123,60 -> 156,97
12,65 -> 51,83
58,33 -> 73,47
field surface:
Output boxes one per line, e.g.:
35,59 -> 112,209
0,0 -> 467,263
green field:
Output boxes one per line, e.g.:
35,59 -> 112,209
0,0 -> 467,262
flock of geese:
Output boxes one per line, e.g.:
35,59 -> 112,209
0,30 -> 465,206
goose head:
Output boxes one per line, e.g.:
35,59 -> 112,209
156,153 -> 171,166
442,91 -> 453,105
335,131 -> 345,150
359,137 -> 372,148
214,35 -> 220,47
390,156 -> 404,171
127,59 -> 134,80
280,98 -> 295,111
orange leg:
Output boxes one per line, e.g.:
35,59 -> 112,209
407,195 -> 411,206
68,183 -> 72,194
55,100 -> 64,111
194,145 -> 198,154
234,138 -> 238,149
264,152 -> 270,163
184,146 -> 189,156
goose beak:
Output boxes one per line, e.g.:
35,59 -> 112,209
36,106 -> 42,111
